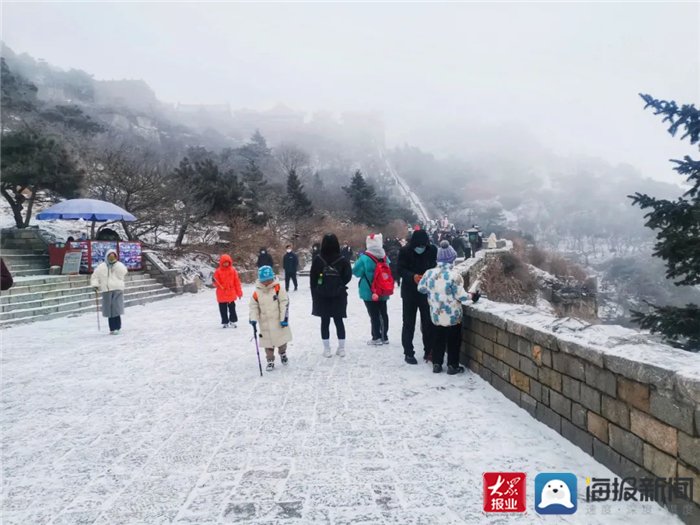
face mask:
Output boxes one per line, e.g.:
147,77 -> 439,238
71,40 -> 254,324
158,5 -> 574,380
287,249 -> 292,253
414,246 -> 426,255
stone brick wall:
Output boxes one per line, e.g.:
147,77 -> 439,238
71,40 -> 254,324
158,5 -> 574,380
461,304 -> 700,523
142,251 -> 183,294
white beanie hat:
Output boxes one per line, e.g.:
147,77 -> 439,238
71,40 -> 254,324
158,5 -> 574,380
365,233 -> 386,259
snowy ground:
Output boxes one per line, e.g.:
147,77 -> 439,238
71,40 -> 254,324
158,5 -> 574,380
1,278 -> 682,524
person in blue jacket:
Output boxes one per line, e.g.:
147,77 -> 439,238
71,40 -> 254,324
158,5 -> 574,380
353,233 -> 391,345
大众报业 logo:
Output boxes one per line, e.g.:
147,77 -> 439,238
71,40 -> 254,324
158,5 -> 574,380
483,472 -> 527,513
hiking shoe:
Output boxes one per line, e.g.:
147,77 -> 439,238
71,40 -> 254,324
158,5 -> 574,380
281,354 -> 288,365
266,362 -> 275,372
433,364 -> 443,373
404,355 -> 418,365
367,339 -> 383,346
336,346 -> 346,357
323,346 -> 332,358
231,322 -> 237,328
222,323 -> 229,329
382,339 -> 389,345
447,365 -> 465,375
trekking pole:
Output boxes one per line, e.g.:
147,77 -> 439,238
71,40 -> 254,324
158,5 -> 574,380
252,324 -> 263,376
94,289 -> 101,332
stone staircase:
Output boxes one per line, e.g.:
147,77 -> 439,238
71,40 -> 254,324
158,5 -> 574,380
1,248 -> 51,277
0,272 -> 176,327
1,228 -> 51,277
1,228 -> 180,327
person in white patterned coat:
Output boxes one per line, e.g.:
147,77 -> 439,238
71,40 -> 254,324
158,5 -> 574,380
417,241 -> 480,375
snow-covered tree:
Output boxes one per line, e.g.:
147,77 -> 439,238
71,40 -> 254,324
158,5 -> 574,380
628,94 -> 700,350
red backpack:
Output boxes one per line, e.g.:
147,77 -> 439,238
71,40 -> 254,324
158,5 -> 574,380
365,253 -> 394,299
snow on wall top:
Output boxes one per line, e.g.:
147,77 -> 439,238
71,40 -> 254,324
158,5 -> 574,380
464,299 -> 700,404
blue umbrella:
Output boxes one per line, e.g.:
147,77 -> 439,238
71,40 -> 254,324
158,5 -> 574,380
36,199 -> 137,222
37,198 -> 137,239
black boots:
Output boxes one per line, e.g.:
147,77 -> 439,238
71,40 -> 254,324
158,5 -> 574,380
447,365 -> 465,375
404,354 -> 418,365
433,364 -> 443,373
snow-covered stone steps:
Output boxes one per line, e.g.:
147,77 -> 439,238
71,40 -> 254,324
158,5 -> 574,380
2,274 -> 157,302
1,282 -> 165,313
1,272 -> 177,327
0,288 -> 175,327
1,251 -> 50,277
5,266 -> 51,278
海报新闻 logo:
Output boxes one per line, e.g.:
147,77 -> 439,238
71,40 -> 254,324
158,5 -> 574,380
535,472 -> 577,514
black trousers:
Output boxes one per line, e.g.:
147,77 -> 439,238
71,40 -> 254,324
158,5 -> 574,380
321,316 -> 346,340
218,301 -> 238,324
401,293 -> 433,357
432,323 -> 462,367
108,316 -> 122,331
285,273 -> 298,291
364,300 -> 389,341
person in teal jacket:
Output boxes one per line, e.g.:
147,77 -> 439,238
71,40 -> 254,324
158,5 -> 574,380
353,233 -> 391,345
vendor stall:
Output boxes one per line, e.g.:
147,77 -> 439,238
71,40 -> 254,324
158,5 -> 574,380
49,240 -> 143,273
38,199 -> 140,273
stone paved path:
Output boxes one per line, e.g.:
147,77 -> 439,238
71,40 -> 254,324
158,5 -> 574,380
1,279 -> 681,524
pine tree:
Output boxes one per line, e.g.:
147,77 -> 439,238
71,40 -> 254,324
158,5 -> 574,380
285,169 -> 313,220
342,170 -> 386,227
242,160 -> 268,224
628,94 -> 700,351
0,131 -> 82,228
239,130 -> 271,164
171,158 -> 242,246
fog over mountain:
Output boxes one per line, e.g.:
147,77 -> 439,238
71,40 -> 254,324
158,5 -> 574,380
3,2 -> 698,184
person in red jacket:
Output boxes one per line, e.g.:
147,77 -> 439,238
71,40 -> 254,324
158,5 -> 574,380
213,254 -> 243,328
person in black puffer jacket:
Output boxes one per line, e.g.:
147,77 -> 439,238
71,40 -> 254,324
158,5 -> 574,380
257,248 -> 274,269
310,234 -> 353,358
397,229 -> 437,364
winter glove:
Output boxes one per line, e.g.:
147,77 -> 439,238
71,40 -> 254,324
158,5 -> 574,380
413,274 -> 422,284
472,290 -> 481,303
280,320 -> 288,327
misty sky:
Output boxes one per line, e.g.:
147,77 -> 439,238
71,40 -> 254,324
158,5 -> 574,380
2,2 -> 698,183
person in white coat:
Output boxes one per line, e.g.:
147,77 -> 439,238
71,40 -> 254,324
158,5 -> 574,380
249,265 -> 292,371
90,249 -> 128,334
417,241 -> 480,374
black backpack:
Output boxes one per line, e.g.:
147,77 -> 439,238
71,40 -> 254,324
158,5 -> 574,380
315,256 -> 346,298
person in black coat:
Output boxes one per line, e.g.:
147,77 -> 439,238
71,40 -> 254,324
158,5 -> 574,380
282,245 -> 299,292
310,234 -> 353,358
340,243 -> 354,263
1,258 -> 13,291
397,229 -> 437,364
385,238 -> 401,287
257,248 -> 274,269
449,234 -> 466,258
